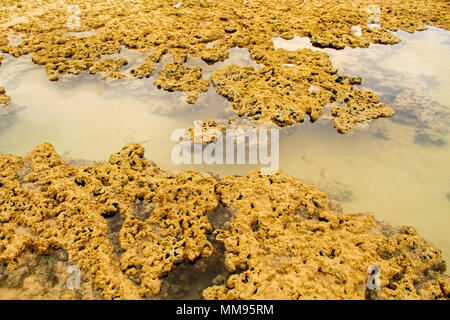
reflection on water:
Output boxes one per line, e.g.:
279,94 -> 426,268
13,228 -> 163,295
274,27 -> 450,145
0,28 -> 449,265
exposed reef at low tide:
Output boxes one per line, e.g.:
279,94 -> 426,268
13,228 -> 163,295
0,143 -> 448,299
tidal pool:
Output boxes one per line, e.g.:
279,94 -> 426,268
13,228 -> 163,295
0,27 -> 449,264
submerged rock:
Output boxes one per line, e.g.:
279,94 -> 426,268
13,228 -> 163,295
183,119 -> 227,144
0,143 -> 448,300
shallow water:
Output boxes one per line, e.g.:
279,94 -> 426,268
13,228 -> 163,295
0,27 -> 449,264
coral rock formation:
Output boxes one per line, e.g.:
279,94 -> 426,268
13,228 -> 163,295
154,63 -> 209,104
89,58 -> 128,79
1,0 -> 448,130
0,86 -> 9,107
211,49 -> 394,131
0,143 -> 219,299
0,144 -> 448,300
203,172 -> 449,300
330,89 -> 395,133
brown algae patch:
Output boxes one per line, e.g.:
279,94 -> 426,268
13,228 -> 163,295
1,0 -> 449,131
0,143 -> 449,300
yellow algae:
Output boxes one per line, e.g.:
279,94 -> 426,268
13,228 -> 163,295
211,49 -> 394,131
204,171 -> 449,300
0,143 -> 219,299
184,119 -> 227,144
0,56 -> 9,107
0,0 -> 448,130
0,0 -> 449,301
0,144 -> 448,299
154,63 -> 209,104
89,57 -> 128,79
130,47 -> 168,78
0,85 -> 9,107
330,89 -> 395,133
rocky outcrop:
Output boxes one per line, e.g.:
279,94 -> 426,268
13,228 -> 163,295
0,143 -> 448,300
0,86 -> 10,107
0,56 -> 10,107
1,0 -> 448,130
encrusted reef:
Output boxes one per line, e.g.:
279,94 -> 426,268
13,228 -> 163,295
88,58 -> 128,79
0,143 -> 219,299
0,143 -> 448,300
0,86 -> 9,107
0,56 -> 10,107
204,172 -> 449,299
211,50 -> 394,131
154,63 -> 210,104
184,119 -> 227,144
1,0 -> 448,130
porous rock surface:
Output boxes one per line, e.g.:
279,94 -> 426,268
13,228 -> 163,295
211,51 -> 394,131
1,0 -> 448,131
204,172 -> 449,300
0,56 -> 10,107
0,143 -> 448,300
0,85 -> 9,107
184,119 -> 227,144
88,57 -> 128,79
0,143 -> 219,299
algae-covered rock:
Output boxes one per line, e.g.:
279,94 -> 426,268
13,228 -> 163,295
204,172 -> 449,300
0,143 -> 219,299
330,89 -> 395,134
0,86 -> 10,107
0,0 -> 447,131
0,56 -> 10,107
89,58 -> 128,79
0,144 -> 448,300
211,50 -> 394,132
154,63 -> 209,104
